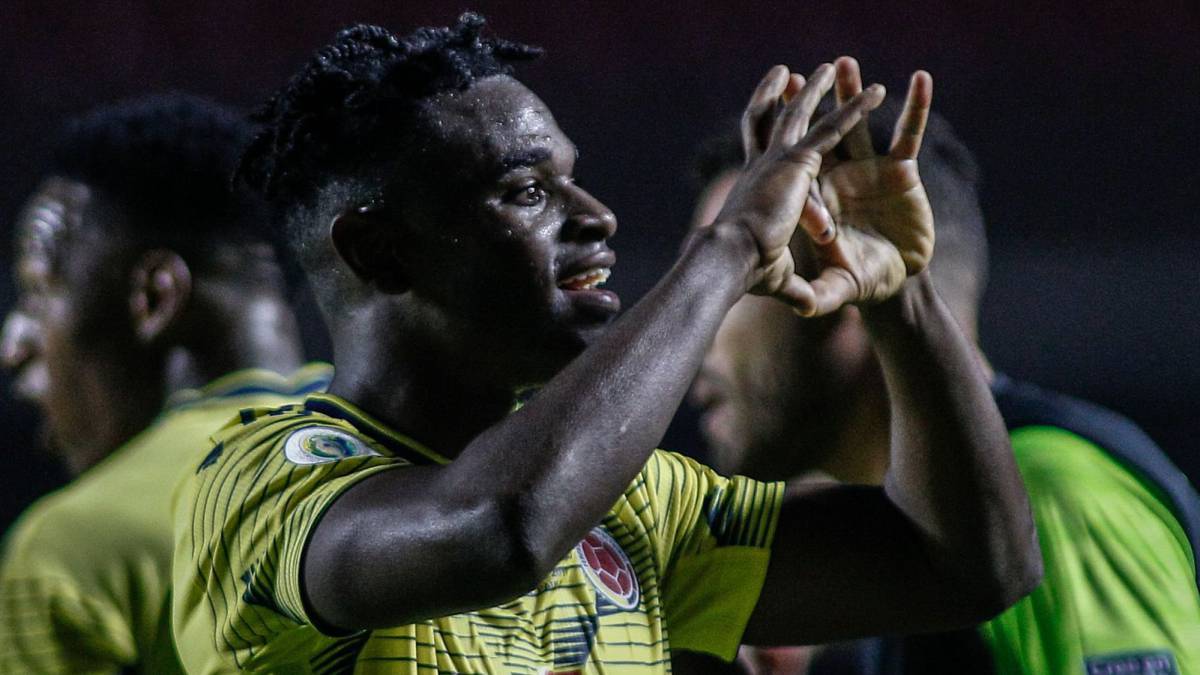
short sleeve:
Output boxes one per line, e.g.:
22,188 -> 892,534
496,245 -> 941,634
978,427 -> 1200,673
643,451 -> 784,661
173,420 -> 406,671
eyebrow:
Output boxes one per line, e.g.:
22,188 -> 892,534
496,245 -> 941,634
497,148 -> 552,174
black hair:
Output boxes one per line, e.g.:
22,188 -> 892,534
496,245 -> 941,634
237,12 -> 542,211
48,92 -> 273,267
691,98 -> 989,330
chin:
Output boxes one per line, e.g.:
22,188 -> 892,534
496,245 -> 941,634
515,323 -> 602,383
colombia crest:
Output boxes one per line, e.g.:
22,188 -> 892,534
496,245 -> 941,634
576,526 -> 640,610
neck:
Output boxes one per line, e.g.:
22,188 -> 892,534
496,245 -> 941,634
166,294 -> 306,394
326,303 -> 518,458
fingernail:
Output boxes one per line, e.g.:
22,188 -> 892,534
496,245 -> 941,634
819,224 -> 837,243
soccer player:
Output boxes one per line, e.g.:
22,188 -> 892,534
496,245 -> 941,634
689,59 -> 1200,674
173,15 -> 1041,673
0,94 -> 331,673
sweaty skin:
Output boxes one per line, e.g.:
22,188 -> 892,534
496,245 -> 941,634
302,62 -> 1039,646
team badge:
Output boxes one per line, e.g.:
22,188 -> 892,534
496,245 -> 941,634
575,526 -> 640,610
284,427 -> 380,465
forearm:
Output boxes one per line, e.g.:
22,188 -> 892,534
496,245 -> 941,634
454,224 -> 756,571
310,232 -> 756,630
865,273 -> 1040,610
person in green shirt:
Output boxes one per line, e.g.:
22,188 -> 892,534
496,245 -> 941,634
686,59 -> 1200,674
0,93 -> 324,674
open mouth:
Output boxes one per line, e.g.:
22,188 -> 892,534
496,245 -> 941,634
557,267 -> 611,291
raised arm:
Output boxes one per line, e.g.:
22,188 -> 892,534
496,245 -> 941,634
742,60 -> 1041,645
303,63 -> 887,632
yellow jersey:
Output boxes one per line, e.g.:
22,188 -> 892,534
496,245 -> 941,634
173,392 -> 784,674
0,364 -> 333,674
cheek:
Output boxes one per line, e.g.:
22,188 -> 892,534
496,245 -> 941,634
36,296 -> 116,424
39,330 -> 93,442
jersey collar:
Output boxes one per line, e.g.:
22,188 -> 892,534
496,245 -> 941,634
165,362 -> 335,410
303,393 -> 449,466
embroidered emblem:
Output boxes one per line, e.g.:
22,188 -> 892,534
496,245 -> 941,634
1086,651 -> 1178,675
575,526 -> 640,610
283,427 -> 380,465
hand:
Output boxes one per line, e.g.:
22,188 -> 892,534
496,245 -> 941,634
798,58 -> 935,316
708,63 -> 886,316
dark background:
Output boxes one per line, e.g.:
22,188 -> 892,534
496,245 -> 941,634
1,1 -> 1196,529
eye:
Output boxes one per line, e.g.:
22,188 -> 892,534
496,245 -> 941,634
507,183 -> 546,207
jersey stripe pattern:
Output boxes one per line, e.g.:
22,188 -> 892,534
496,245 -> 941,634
0,363 -> 333,675
173,393 -> 783,674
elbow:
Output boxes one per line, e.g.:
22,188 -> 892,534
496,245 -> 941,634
305,489 -> 548,630
474,493 -> 552,601
955,529 -> 1044,622
999,529 -> 1045,613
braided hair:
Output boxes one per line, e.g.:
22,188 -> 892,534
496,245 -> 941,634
238,12 -> 542,211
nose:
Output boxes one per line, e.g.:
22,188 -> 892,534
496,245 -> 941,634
561,185 -> 617,243
1,310 -> 39,371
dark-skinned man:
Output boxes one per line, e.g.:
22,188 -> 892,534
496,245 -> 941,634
0,94 -> 330,673
689,61 -> 1200,674
172,15 -> 1040,673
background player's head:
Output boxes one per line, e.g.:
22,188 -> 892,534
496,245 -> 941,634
238,13 -> 620,390
690,101 -> 988,478
0,93 -> 301,474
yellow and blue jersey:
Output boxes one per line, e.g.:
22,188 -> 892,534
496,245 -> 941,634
0,364 -> 332,674
173,392 -> 784,674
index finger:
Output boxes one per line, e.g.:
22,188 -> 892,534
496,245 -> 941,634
888,70 -> 933,159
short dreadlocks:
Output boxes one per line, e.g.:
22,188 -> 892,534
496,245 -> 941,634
239,12 -> 541,210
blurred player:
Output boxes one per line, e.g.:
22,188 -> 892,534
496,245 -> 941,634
172,14 -> 1040,673
0,94 -> 330,673
689,58 -> 1200,674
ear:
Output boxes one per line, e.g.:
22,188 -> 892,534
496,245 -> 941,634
128,249 -> 192,344
329,208 -> 409,294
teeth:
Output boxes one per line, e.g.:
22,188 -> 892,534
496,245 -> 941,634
560,268 -> 611,290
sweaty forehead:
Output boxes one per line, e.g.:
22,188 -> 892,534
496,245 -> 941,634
423,75 -> 572,172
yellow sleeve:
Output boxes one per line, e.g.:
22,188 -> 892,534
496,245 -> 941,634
0,513 -> 134,674
644,450 -> 784,661
173,419 -> 406,672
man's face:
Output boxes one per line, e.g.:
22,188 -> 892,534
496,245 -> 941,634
0,178 -> 145,470
689,171 -> 874,478
392,76 -> 619,383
